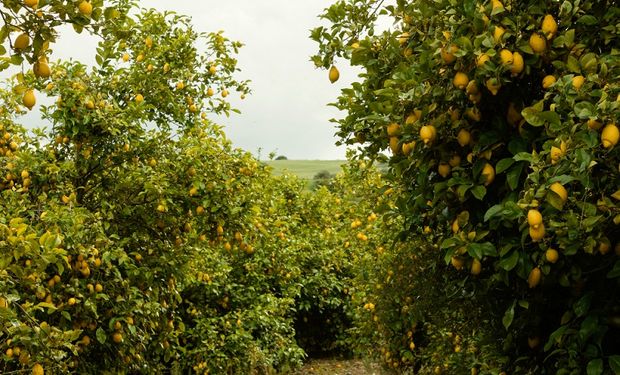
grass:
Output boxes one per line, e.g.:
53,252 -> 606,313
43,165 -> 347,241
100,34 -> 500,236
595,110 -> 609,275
264,160 -> 345,180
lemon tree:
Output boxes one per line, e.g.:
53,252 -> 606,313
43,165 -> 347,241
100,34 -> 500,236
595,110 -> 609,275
314,0 -> 620,373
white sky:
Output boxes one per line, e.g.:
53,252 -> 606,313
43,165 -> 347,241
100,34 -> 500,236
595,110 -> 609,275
9,1 -> 360,160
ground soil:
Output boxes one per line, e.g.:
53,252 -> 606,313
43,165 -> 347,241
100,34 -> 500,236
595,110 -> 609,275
294,358 -> 386,375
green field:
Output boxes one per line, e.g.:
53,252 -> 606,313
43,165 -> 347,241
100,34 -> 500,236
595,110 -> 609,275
264,160 -> 345,180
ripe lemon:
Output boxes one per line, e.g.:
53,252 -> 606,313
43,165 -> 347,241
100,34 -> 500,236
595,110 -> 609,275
95,283 -> 103,292
466,80 -> 479,95
499,49 -> 513,66
545,248 -> 559,263
438,163 -> 451,178
541,14 -> 557,39
24,0 -> 39,8
470,259 -> 482,275
14,33 -> 30,50
572,75 -> 585,90
389,137 -> 400,154
453,72 -> 469,90
451,256 -> 464,270
328,66 -> 340,83
145,36 -> 153,48
441,44 -> 458,64
550,146 -> 563,163
542,75 -> 556,89
398,32 -> 410,45
32,363 -> 44,375
511,52 -> 524,75
449,154 -> 461,167
476,53 -> 491,68
402,141 -> 415,155
122,53 -> 129,62
112,332 -> 123,343
419,125 -> 436,145
386,122 -> 401,136
529,33 -> 546,54
587,119 -> 602,130
527,209 -> 543,228
486,78 -> 501,96
23,90 -> 36,110
135,94 -> 144,103
481,163 -> 495,185
601,124 -> 619,149
457,129 -> 471,147
33,60 -> 51,78
493,26 -> 505,44
78,1 -> 92,16
529,223 -> 545,242
528,267 -> 542,288
549,182 -> 568,205
491,0 -> 503,10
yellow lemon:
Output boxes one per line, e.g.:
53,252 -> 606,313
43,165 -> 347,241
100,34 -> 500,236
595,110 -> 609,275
438,163 -> 451,178
24,0 -> 39,8
23,90 -> 36,110
451,257 -> 464,270
457,129 -> 471,147
549,182 -> 568,205
541,14 -> 558,39
32,363 -> 44,375
389,137 -> 400,154
527,209 -> 543,228
449,154 -> 461,167
78,1 -> 93,16
470,259 -> 482,275
546,248 -> 559,263
453,72 -> 469,90
572,75 -> 585,90
493,26 -> 505,44
402,141 -> 415,155
511,52 -> 524,75
441,44 -> 458,64
529,223 -> 545,242
481,163 -> 495,186
542,75 -> 556,89
601,124 -> 619,149
499,49 -> 513,66
486,78 -> 501,96
420,125 -> 436,145
135,94 -> 144,103
329,65 -> 340,83
14,33 -> 30,50
529,33 -> 546,54
477,53 -> 491,67
386,122 -> 401,136
528,267 -> 542,288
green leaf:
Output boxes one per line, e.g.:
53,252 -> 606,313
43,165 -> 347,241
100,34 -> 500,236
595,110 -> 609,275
503,300 -> 516,329
499,249 -> 519,271
484,204 -> 503,222
577,15 -> 598,25
96,327 -> 107,344
496,158 -> 515,174
506,163 -> 524,191
471,185 -> 486,200
573,293 -> 593,317
586,359 -> 603,375
574,101 -> 596,119
607,261 -> 620,279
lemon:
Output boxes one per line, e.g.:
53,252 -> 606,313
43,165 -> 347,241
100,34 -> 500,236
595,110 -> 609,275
441,44 -> 458,64
542,75 -> 556,89
78,1 -> 93,16
601,124 -> 619,149
24,0 -> 39,8
491,0 -> 503,11
546,248 -> 559,263
14,33 -> 30,50
451,257 -> 464,270
572,75 -> 585,90
499,49 -> 513,66
528,267 -> 542,288
405,111 -> 420,125
145,36 -> 153,48
457,129 -> 471,147
529,223 -> 545,242
470,259 -> 482,275
398,32 -> 410,45
529,33 -> 546,54
493,26 -> 505,44
328,65 -> 340,83
453,72 -> 469,90
402,141 -> 415,155
549,182 -> 568,205
510,52 -> 524,75
135,93 -> 144,103
587,119 -> 602,130
527,209 -> 543,228
528,336 -> 540,349
449,154 -> 461,167
389,137 -> 400,154
32,363 -> 44,375
122,53 -> 130,62
476,53 -> 491,67
550,146 -> 563,163
33,60 -> 51,78
486,78 -> 501,96
481,163 -> 495,185
386,122 -> 401,136
419,125 -> 436,145
112,332 -> 123,343
466,80 -> 479,96
541,14 -> 557,39
23,90 -> 36,110
438,163 -> 451,178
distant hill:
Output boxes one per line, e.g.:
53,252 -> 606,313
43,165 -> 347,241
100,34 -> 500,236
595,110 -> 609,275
264,160 -> 345,180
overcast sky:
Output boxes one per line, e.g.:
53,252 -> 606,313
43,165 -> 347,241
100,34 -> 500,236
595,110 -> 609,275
12,1 -> 362,160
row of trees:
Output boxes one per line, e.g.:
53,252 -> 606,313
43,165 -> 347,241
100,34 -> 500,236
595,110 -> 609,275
314,0 -> 619,373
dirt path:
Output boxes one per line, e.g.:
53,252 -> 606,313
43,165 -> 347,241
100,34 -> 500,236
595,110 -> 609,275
294,358 -> 385,375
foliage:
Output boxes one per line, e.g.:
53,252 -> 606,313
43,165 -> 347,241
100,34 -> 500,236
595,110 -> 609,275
314,0 -> 620,373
